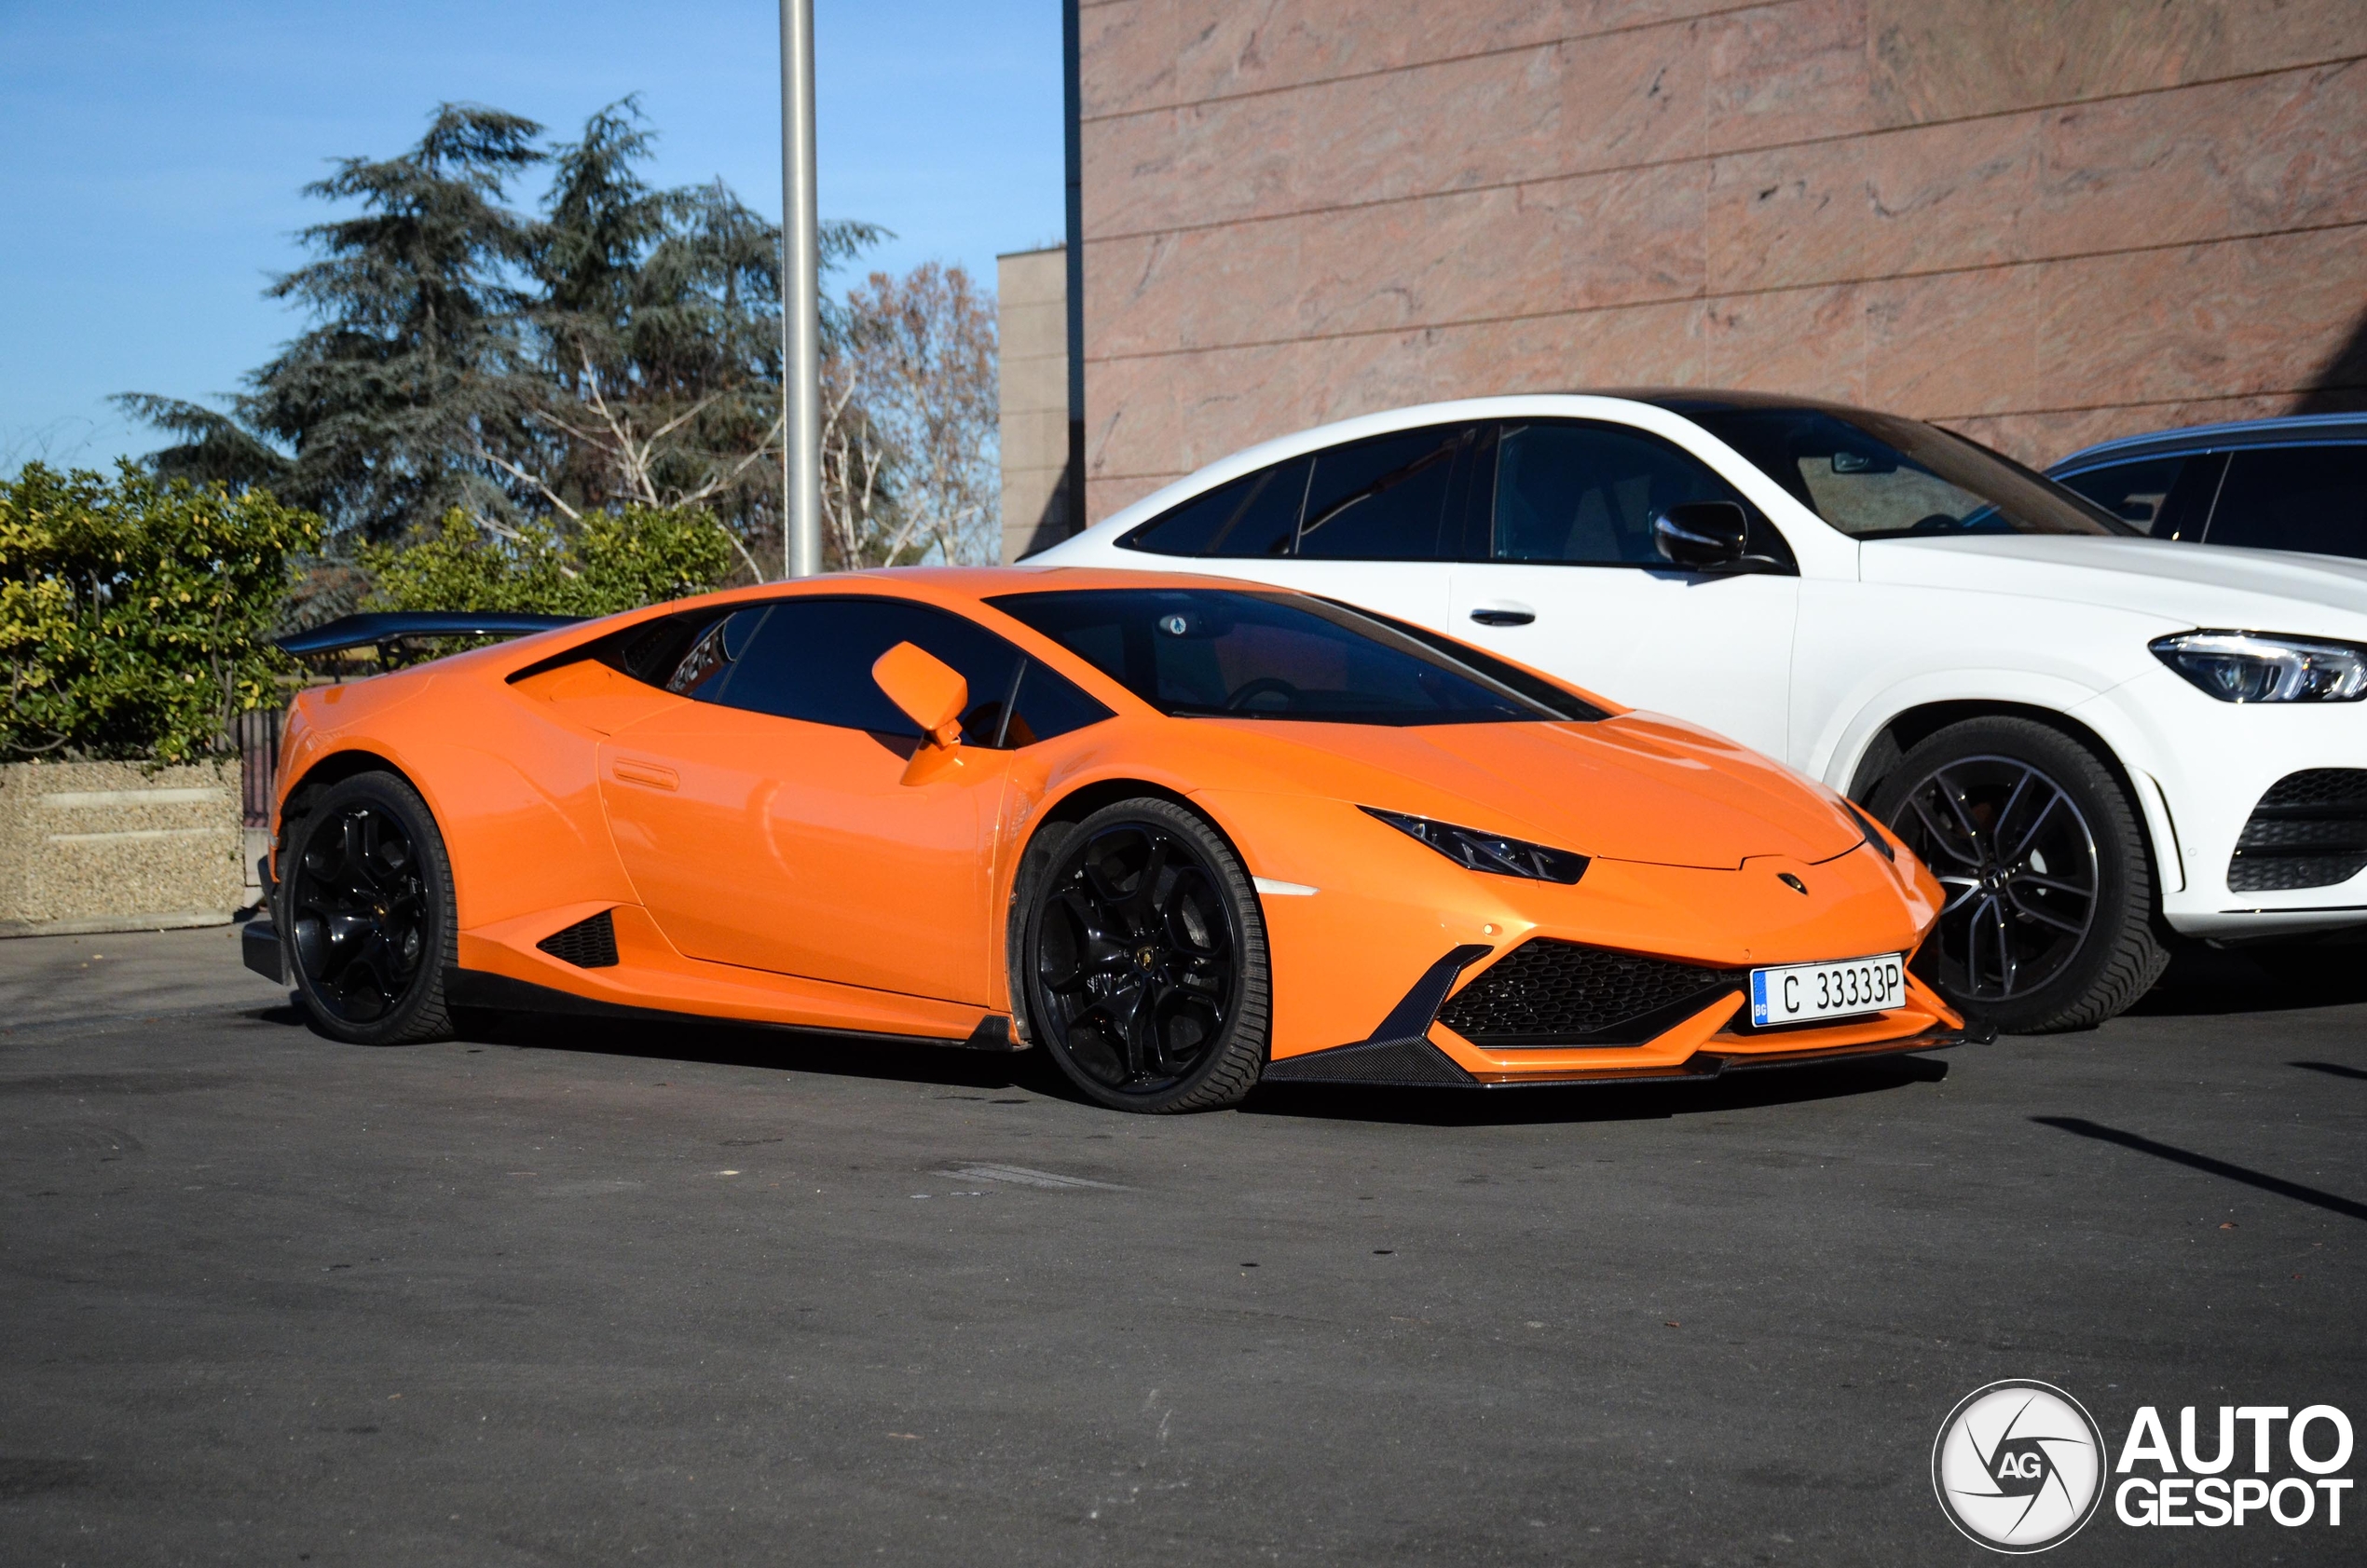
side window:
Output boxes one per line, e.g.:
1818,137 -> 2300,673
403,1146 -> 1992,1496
1119,457 -> 1308,558
668,607 -> 769,698
2054,455 -> 2229,540
1002,661 -> 1115,747
1494,421 -> 1778,566
708,598 -> 1024,744
2203,446 -> 2367,560
1296,425 -> 1471,560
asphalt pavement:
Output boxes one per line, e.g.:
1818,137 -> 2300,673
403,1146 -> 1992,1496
2,924 -> 2362,1566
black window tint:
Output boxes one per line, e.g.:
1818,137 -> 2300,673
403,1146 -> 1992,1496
1322,601 -> 1603,721
2203,446 -> 2367,560
1119,457 -> 1308,557
2055,457 -> 2190,534
712,598 -> 1024,743
1002,661 -> 1115,747
673,607 -> 769,698
1296,426 -> 1468,560
1493,421 -> 1773,566
988,588 -> 1583,726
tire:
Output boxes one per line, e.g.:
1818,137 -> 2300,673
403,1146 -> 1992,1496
280,770 -> 458,1045
1870,716 -> 2168,1033
1018,798 -> 1272,1112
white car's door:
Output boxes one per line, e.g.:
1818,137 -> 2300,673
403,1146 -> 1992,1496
1446,419 -> 1801,758
1110,422 -> 1483,628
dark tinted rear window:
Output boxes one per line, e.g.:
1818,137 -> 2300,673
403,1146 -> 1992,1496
1296,426 -> 1469,560
988,587 -> 1602,726
1119,457 -> 1307,558
2204,446 -> 2367,559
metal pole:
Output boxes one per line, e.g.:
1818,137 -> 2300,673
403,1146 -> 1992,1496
1061,0 -> 1085,540
779,0 -> 822,578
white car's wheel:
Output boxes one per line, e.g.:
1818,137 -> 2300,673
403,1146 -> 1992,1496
1872,717 -> 2168,1032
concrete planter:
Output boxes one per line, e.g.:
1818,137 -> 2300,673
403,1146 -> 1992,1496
0,759 -> 246,937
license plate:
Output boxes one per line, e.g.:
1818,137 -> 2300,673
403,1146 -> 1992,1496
1750,953 -> 1906,1027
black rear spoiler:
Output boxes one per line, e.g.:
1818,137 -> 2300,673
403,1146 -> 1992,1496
277,612 -> 584,657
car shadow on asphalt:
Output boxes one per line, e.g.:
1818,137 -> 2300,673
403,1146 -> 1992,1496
1238,1055 -> 1952,1126
257,1002 -> 1952,1125
2124,939 -> 2367,1017
253,1002 -> 1050,1095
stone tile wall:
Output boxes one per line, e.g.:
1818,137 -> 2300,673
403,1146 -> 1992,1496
996,247 -> 1079,561
1075,0 -> 2367,521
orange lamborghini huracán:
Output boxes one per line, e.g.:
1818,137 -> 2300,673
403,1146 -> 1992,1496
243,567 -> 1976,1112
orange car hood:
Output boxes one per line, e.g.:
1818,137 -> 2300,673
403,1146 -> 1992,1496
1188,712 -> 1863,871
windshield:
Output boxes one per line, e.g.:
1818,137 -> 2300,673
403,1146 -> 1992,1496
986,588 -> 1603,725
1690,407 -> 2138,540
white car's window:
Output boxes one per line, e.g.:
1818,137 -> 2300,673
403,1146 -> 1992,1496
1695,407 -> 2135,539
1118,457 -> 1308,557
1295,425 -> 1473,560
1493,421 -> 1782,567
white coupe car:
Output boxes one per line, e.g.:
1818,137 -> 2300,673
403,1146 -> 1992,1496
1033,392 -> 2367,1032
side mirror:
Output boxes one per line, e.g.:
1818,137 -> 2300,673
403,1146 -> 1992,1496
1652,502 -> 1750,570
871,641 -> 968,750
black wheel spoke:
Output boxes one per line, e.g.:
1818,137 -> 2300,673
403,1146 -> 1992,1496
1888,753 -> 2100,1005
291,798 -> 431,1028
2005,886 -> 2088,935
1033,816 -> 1243,1098
1909,797 -> 1981,867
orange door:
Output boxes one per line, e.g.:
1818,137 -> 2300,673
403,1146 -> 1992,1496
598,702 -> 1011,1004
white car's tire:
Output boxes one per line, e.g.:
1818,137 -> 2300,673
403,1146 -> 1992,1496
1871,716 -> 2169,1033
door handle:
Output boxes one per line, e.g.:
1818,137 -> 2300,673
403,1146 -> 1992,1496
1470,607 -> 1535,627
610,758 -> 680,791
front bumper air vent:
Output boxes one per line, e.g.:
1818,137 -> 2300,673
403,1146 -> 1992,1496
1437,939 -> 1744,1047
2228,769 -> 2367,893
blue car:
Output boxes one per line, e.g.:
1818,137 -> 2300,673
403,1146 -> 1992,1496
2047,413 -> 2367,561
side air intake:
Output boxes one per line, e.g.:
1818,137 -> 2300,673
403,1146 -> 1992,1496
537,909 -> 620,968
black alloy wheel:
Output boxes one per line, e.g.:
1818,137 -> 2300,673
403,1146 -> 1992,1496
282,771 -> 456,1044
1022,798 -> 1271,1112
1893,755 -> 2100,1002
1871,716 -> 2167,1033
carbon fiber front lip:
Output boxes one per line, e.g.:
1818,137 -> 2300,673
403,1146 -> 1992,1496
1463,1016 -> 1991,1087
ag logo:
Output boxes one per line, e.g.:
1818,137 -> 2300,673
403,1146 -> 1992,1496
1933,1381 -> 2107,1552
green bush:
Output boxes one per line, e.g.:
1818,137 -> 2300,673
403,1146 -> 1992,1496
1,462 -> 323,761
362,505 -> 735,620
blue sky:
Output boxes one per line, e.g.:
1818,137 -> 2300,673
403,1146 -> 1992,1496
0,0 -> 1065,470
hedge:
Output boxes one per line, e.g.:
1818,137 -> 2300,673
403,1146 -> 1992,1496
1,462 -> 322,762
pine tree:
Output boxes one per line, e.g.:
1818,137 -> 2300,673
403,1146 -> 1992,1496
121,105 -> 546,541
117,100 -> 891,571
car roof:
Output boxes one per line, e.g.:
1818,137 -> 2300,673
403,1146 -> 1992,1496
650,563 -> 1318,619
2049,412 -> 2367,472
1584,388 -> 1870,416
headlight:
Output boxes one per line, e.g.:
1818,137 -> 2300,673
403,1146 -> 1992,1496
1361,806 -> 1589,884
2150,630 -> 2367,703
1840,798 -> 1895,862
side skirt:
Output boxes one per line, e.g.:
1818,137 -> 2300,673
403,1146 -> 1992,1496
439,969 -> 1028,1052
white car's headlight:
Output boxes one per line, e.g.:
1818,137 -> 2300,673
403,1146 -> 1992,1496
2150,630 -> 2367,703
